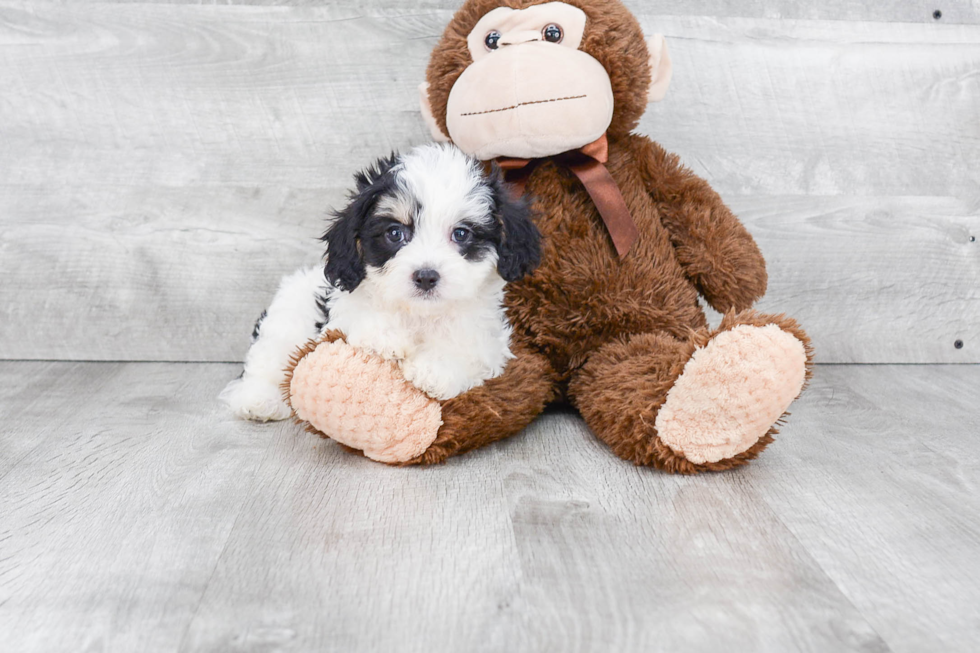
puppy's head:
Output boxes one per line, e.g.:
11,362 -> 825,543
323,143 -> 540,310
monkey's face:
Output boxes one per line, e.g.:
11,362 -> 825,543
446,3 -> 612,160
422,0 -> 672,162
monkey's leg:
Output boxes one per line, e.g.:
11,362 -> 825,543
286,337 -> 557,465
568,312 -> 813,473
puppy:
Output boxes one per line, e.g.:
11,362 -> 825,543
221,143 -> 540,421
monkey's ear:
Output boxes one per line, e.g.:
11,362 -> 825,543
419,82 -> 451,142
646,34 -> 673,103
487,165 -> 541,283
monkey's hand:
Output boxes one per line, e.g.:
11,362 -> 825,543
285,332 -> 442,463
285,336 -> 556,465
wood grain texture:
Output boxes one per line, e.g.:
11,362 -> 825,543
0,3 -> 443,188
55,0 -> 980,26
0,361 -> 92,477
2,188 -> 976,363
0,362 -> 276,652
644,17 -> 980,198
732,195 -> 980,364
2,361 -> 979,651
0,185 -> 328,361
751,364 -> 980,652
481,414 -> 888,652
3,7 -> 977,194
1,5 -> 977,363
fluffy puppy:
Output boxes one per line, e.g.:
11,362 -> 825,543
221,143 -> 540,421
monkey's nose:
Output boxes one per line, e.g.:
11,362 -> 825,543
412,269 -> 440,291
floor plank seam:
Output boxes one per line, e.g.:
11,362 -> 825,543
749,482 -> 897,653
172,428 -> 281,653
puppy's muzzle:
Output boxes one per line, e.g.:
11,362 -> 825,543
412,268 -> 440,292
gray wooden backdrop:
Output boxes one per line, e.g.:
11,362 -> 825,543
1,1 -> 978,363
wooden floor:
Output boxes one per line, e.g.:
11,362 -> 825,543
0,361 -> 978,652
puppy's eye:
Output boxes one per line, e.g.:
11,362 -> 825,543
485,30 -> 501,51
542,24 -> 563,43
451,227 -> 472,244
385,225 -> 405,244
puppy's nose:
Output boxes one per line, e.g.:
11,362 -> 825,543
412,269 -> 440,291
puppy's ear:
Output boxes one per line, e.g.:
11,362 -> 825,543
323,204 -> 365,292
323,154 -> 399,292
487,163 -> 541,282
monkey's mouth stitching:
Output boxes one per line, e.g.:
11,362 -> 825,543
460,94 -> 587,117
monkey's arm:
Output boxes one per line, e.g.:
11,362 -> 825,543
286,333 -> 557,464
628,134 -> 768,313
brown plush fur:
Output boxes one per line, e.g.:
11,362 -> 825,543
404,0 -> 814,471
503,135 -> 770,375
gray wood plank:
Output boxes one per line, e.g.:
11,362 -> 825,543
178,416 -> 526,653
733,195 -> 980,364
53,0 -> 980,26
0,185 -> 328,362
644,16 -> 980,198
2,188 -> 976,363
0,362 -> 127,478
0,4 -> 442,189
748,365 -> 980,652
2,361 -> 979,651
481,413 -> 890,653
1,8 -> 976,196
0,361 -> 275,652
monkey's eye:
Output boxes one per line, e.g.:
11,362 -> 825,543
385,225 -> 406,244
542,24 -> 563,43
484,30 -> 501,50
451,227 -> 472,244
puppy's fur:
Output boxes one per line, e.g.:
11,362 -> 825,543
221,143 -> 540,421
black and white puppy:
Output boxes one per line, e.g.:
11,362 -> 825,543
221,143 -> 540,421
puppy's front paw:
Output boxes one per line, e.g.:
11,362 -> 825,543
287,340 -> 442,463
398,359 -> 461,401
220,376 -> 293,422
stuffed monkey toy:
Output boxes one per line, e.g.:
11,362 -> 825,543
286,0 -> 813,472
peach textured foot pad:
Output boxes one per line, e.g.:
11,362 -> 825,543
288,340 -> 443,463
655,324 -> 808,465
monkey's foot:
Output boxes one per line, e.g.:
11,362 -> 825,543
654,324 -> 807,464
287,339 -> 442,463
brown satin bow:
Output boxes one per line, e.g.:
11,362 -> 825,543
495,133 -> 639,258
